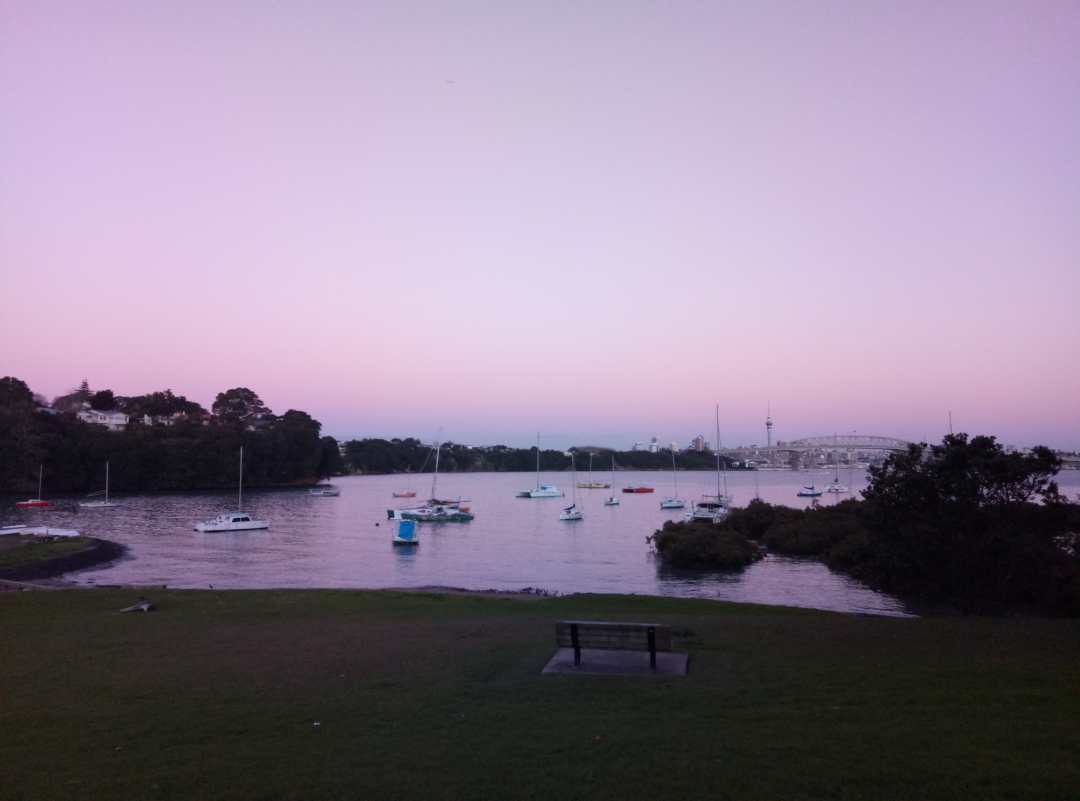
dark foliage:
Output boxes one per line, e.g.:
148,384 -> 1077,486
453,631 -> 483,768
648,520 -> 764,570
341,438 -> 746,474
716,436 -> 1080,616
0,378 -> 336,494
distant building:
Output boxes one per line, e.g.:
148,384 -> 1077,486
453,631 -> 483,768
690,435 -> 708,452
77,408 -> 129,431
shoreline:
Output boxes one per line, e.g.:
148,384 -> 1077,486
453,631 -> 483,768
0,537 -> 127,585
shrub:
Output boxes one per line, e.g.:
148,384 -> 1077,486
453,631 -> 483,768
648,520 -> 763,570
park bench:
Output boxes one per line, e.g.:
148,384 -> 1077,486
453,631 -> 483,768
555,620 -> 672,671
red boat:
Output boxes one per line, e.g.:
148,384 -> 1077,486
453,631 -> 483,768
17,467 -> 50,508
392,491 -> 416,498
621,486 -> 655,493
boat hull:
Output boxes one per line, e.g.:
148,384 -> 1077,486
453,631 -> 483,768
15,500 -> 50,508
194,521 -> 270,532
622,487 -> 654,494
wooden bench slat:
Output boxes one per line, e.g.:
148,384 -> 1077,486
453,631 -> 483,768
555,621 -> 672,652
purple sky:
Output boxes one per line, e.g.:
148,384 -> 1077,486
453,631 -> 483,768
2,1 -> 1078,449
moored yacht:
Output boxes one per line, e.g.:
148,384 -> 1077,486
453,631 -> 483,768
194,447 -> 269,532
517,433 -> 562,498
15,465 -> 50,509
195,512 -> 269,533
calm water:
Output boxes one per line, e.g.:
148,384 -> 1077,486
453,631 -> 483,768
9,468 -> 1078,616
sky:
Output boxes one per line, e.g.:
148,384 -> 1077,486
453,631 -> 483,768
2,1 -> 1078,449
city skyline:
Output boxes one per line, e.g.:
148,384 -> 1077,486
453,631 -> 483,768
3,1 -> 1078,450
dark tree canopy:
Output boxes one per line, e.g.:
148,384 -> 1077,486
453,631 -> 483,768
123,389 -> 205,420
90,390 -> 116,411
0,376 -> 34,408
0,377 -> 334,494
212,388 -> 271,427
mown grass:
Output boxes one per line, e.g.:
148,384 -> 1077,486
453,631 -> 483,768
0,536 -> 94,569
2,590 -> 1078,801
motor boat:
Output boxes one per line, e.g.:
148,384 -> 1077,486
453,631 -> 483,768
797,485 -> 823,498
392,490 -> 416,498
393,519 -> 419,546
309,485 -> 340,497
194,512 -> 269,532
660,498 -> 686,509
621,486 -> 654,494
517,484 -> 563,498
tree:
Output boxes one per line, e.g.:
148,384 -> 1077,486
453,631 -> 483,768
90,390 -> 116,410
0,376 -> 34,409
857,434 -> 1078,614
212,388 -> 271,427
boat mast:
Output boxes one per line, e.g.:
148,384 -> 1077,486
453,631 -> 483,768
431,440 -> 441,500
715,405 -> 721,501
38,464 -> 43,500
105,461 -> 110,504
535,432 -> 540,490
671,449 -> 679,498
570,452 -> 577,506
238,447 -> 244,511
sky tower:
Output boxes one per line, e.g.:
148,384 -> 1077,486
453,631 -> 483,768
765,404 -> 774,449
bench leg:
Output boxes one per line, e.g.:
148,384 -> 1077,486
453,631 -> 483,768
648,626 -> 656,670
571,623 -> 581,666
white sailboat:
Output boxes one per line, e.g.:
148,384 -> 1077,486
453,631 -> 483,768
824,446 -> 849,493
686,405 -> 730,523
517,433 -> 563,498
660,450 -> 685,509
560,453 -> 584,521
195,447 -> 270,532
81,461 -> 122,508
604,455 -> 620,506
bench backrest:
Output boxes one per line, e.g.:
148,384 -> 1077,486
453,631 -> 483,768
556,621 -> 672,652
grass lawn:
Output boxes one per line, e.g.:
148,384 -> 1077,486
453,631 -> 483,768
2,590 -> 1078,801
0,536 -> 95,569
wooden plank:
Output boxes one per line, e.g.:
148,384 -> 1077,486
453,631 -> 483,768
555,621 -> 672,652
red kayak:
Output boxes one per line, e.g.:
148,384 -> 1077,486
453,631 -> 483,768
621,486 -> 654,494
15,499 -> 50,508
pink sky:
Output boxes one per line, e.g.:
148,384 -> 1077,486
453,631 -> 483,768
2,1 -> 1078,449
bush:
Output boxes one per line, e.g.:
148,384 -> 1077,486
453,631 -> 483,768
648,521 -> 763,570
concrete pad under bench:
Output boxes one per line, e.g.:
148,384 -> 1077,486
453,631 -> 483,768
542,647 -> 689,676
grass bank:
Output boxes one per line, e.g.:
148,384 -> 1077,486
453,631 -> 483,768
0,536 -> 125,581
2,590 -> 1078,801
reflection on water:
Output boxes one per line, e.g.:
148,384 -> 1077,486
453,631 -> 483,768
15,467 -> 1065,617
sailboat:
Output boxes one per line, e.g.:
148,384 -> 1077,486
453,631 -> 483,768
824,445 -> 849,493
517,433 -> 563,498
686,406 -> 730,523
577,452 -> 610,489
15,465 -> 50,508
81,461 -> 122,508
560,453 -> 584,521
660,450 -> 685,509
604,456 -> 620,506
797,484 -> 823,498
194,447 -> 270,532
388,440 -> 473,522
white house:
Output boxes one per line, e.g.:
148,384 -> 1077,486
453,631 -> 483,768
77,408 -> 129,431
